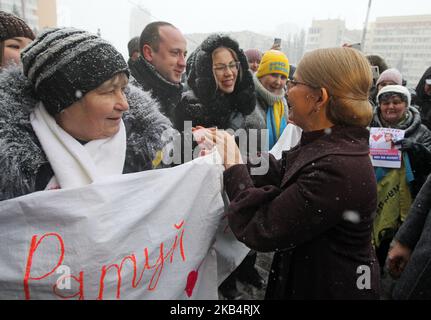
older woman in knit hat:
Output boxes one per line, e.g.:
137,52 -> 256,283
0,28 -> 173,200
0,11 -> 35,69
245,50 -> 302,150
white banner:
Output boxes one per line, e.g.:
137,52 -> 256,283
270,124 -> 302,160
0,156 -> 249,300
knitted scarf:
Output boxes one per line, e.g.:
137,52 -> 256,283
267,101 -> 287,150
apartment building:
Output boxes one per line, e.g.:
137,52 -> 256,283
364,15 -> 431,87
305,19 -> 361,52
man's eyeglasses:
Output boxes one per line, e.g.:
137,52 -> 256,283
287,78 -> 319,89
213,62 -> 241,75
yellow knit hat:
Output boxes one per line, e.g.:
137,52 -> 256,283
256,50 -> 290,79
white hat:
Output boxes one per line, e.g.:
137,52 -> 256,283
377,85 -> 411,107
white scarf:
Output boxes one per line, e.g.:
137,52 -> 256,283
30,102 -> 127,190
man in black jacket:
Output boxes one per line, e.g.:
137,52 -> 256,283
129,21 -> 187,123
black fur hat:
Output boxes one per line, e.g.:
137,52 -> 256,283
186,34 -> 255,115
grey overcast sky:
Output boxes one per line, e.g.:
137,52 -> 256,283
57,0 -> 431,58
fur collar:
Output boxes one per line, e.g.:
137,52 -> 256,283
185,34 -> 256,114
175,85 -> 254,131
0,66 -> 173,200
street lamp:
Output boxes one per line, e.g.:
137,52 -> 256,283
20,0 -> 26,20
361,0 -> 372,51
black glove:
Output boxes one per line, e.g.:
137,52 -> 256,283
395,139 -> 431,161
394,138 -> 415,151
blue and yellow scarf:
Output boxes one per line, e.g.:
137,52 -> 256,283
267,101 -> 287,150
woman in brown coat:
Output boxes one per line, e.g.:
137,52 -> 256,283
202,47 -> 381,299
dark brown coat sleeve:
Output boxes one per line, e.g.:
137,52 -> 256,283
224,156 -> 358,252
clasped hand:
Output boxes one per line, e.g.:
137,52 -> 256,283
192,126 -> 244,169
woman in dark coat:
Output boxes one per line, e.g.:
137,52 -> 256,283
202,47 -> 381,299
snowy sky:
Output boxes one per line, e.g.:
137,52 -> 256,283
56,0 -> 431,58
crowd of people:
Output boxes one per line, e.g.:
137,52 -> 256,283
1,10 -> 431,300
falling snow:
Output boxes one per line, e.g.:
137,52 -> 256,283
343,210 -> 361,224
